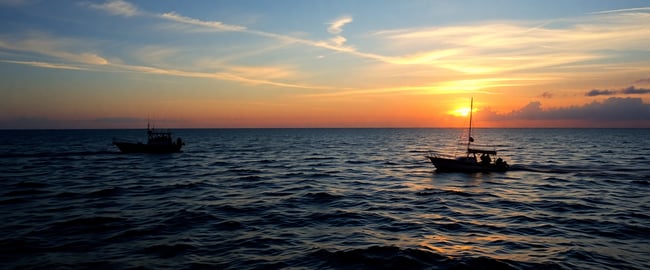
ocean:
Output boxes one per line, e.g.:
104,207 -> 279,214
0,128 -> 648,269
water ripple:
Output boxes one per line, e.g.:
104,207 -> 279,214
0,128 -> 648,269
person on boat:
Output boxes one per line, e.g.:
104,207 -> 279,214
495,157 -> 508,168
480,153 -> 491,165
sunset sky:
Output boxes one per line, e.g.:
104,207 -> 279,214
1,0 -> 650,128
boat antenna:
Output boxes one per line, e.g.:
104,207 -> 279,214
467,97 -> 474,151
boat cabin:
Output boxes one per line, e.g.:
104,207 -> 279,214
464,147 -> 506,167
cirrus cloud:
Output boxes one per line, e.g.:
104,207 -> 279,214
88,0 -> 138,17
0,33 -> 109,65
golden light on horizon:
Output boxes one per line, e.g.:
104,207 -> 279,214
450,107 -> 472,117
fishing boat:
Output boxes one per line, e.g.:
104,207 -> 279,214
426,98 -> 509,172
113,123 -> 184,153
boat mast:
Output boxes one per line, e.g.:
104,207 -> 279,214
467,97 -> 474,152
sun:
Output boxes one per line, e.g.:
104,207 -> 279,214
451,107 -> 472,117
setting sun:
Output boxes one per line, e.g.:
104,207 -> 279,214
450,107 -> 472,117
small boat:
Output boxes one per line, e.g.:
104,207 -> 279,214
426,98 -> 509,172
113,123 -> 184,153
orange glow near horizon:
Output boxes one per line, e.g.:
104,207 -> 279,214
1,2 -> 650,129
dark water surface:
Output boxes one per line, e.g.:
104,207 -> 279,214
1,128 -> 648,269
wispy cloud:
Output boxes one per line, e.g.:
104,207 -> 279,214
329,35 -> 347,47
304,76 -> 550,98
0,21 -> 318,89
88,0 -> 138,17
590,7 -> 650,15
112,63 -> 330,90
327,15 -> 352,34
539,92 -> 553,99
156,10 -> 364,55
8,0 -> 650,95
585,86 -> 650,96
373,10 -> 650,74
633,78 -> 650,84
0,60 -> 87,70
159,12 -> 247,31
0,33 -> 109,65
2,49 -> 327,90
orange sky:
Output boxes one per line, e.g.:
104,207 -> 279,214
1,1 -> 650,128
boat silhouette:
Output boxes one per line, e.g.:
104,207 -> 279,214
113,123 -> 184,153
426,98 -> 509,172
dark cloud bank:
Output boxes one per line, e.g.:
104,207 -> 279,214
483,97 -> 650,125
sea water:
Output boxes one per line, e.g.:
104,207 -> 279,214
0,128 -> 648,269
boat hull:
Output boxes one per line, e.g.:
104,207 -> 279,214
427,156 -> 508,172
113,142 -> 182,153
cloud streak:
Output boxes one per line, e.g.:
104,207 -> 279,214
0,60 -> 87,70
633,78 -> 650,84
83,0 -> 650,78
585,86 -> 650,96
304,76 -> 548,98
88,0 -> 138,17
159,12 -> 247,31
373,9 -> 650,73
5,0 -> 650,97
111,63 -> 331,90
328,16 -> 352,34
0,33 -> 109,65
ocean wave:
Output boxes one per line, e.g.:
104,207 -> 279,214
2,128 -> 648,269
0,150 -> 118,159
307,245 -> 563,270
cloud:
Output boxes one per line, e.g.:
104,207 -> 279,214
328,16 -> 352,34
89,0 -> 138,17
113,63 -> 330,89
590,7 -> 650,15
539,92 -> 553,98
373,9 -> 650,73
633,78 -> 650,84
304,76 -> 544,98
484,97 -> 650,122
326,16 -> 353,47
0,60 -> 86,70
585,86 -> 650,96
0,33 -> 109,65
153,9 -> 384,62
159,12 -> 247,31
329,35 -> 347,47
622,86 -> 650,94
9,0 -> 648,95
586,89 -> 616,96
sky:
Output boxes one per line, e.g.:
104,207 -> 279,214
1,0 -> 650,128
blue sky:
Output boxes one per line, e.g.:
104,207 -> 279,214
1,0 -> 650,128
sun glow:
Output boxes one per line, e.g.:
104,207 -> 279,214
451,107 -> 472,117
